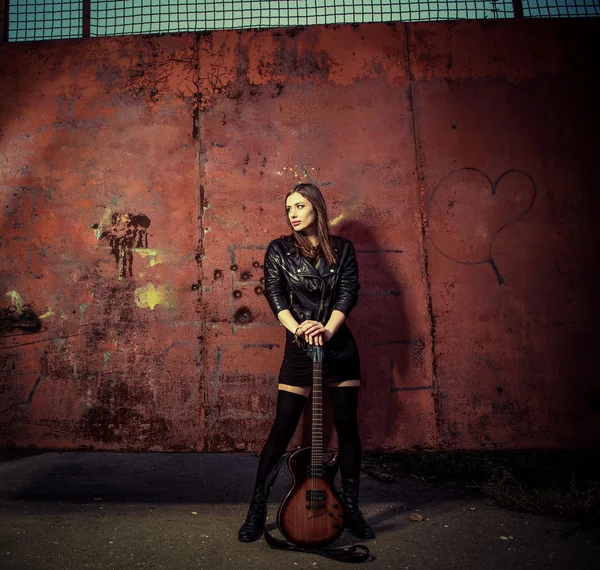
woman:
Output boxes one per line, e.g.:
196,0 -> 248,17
238,182 -> 375,542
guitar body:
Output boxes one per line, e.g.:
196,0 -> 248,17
277,447 -> 345,547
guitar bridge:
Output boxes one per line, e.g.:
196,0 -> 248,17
307,503 -> 326,518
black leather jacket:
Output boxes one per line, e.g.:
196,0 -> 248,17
263,234 -> 360,325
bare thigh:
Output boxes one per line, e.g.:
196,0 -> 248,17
278,380 -> 359,395
278,384 -> 311,397
329,380 -> 360,388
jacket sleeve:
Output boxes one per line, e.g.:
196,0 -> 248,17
332,239 -> 360,317
263,241 -> 290,317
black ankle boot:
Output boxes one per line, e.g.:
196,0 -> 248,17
238,483 -> 267,542
341,477 -> 375,540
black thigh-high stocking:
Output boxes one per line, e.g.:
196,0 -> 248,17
330,386 -> 362,479
255,390 -> 307,485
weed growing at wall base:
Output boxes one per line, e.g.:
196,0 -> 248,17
362,450 -> 600,526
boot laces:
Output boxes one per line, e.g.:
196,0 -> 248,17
245,487 -> 266,525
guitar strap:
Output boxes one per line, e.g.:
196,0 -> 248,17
262,452 -> 371,564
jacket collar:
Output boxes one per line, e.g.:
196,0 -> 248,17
281,234 -> 338,279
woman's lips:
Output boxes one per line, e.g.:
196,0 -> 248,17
292,221 -> 301,226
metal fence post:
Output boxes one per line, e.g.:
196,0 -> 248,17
83,0 -> 91,38
1,0 -> 8,42
513,0 -> 524,17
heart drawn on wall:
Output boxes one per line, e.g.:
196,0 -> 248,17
426,167 -> 537,285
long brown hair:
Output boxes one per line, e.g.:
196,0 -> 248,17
285,183 -> 337,266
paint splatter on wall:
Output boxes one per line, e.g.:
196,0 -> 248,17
94,212 -> 152,279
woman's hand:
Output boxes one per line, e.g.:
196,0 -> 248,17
297,321 -> 334,345
296,320 -> 324,345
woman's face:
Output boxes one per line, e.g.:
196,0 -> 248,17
286,192 -> 317,234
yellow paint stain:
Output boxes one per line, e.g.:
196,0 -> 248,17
39,308 -> 54,319
118,248 -> 125,281
8,291 -> 54,320
94,208 -> 113,240
135,283 -> 162,310
135,248 -> 161,267
7,291 -> 23,310
329,213 -> 345,227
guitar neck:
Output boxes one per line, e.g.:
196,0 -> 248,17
311,358 -> 323,476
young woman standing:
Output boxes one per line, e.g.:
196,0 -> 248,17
238,183 -> 374,542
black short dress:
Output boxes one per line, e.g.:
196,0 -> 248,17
278,322 -> 361,387
263,234 -> 362,387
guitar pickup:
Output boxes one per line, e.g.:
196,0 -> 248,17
306,490 -> 327,501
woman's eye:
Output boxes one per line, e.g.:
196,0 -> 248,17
298,205 -> 304,209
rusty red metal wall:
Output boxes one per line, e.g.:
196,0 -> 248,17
1,19 -> 598,451
409,20 -> 600,449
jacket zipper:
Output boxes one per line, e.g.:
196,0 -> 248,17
296,271 -> 327,323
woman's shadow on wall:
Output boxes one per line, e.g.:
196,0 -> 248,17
300,219 -> 414,461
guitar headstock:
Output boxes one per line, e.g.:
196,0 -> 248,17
306,345 -> 323,363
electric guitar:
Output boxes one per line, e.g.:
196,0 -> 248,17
276,345 -> 345,547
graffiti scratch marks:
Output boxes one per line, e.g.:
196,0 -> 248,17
117,37 -> 195,105
21,374 -> 43,411
427,168 -> 537,285
95,212 -> 151,279
189,61 -> 228,112
124,62 -> 174,104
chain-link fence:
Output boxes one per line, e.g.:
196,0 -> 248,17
5,0 -> 600,42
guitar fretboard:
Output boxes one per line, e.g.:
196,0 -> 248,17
311,359 -> 324,477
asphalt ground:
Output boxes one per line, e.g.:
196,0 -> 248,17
0,452 -> 598,569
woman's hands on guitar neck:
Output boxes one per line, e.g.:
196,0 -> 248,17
275,309 -> 347,346
296,320 -> 328,346
296,310 -> 347,346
